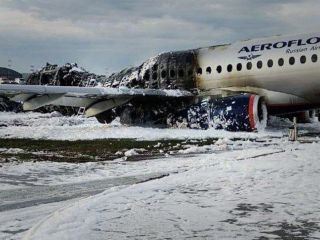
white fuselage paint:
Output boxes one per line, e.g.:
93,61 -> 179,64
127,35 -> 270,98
196,32 -> 320,109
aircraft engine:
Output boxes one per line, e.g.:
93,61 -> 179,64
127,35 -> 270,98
167,94 -> 268,131
208,94 -> 268,131
97,94 -> 268,132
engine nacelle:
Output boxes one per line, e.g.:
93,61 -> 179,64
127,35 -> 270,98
168,94 -> 268,131
97,94 -> 268,132
209,94 -> 268,131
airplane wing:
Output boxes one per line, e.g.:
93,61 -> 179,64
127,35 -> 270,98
0,84 -> 194,117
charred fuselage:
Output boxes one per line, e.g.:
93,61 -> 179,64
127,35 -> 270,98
98,50 -> 267,131
25,63 -> 106,115
104,50 -> 198,91
98,50 -> 199,127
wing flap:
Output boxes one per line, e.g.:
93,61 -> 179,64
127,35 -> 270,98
23,94 -> 64,110
84,97 -> 130,117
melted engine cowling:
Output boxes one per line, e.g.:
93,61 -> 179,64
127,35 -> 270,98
208,94 -> 268,131
105,94 -> 268,131
166,94 -> 268,131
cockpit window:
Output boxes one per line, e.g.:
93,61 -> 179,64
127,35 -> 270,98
206,67 -> 212,74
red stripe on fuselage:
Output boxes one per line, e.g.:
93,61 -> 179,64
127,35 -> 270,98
248,95 -> 255,130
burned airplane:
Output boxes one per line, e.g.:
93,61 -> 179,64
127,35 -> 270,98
26,62 -> 106,115
1,32 -> 320,131
0,63 -> 106,115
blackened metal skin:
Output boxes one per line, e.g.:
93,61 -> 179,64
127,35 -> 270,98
104,50 -> 198,91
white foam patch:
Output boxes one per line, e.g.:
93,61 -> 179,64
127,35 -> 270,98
0,112 -> 286,140
21,142 -> 320,240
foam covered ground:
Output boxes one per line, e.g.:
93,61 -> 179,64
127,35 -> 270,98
0,112 -> 285,140
0,112 -> 320,239
23,143 -> 320,240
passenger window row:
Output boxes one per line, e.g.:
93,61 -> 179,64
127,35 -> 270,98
158,68 -> 193,79
197,54 -> 318,75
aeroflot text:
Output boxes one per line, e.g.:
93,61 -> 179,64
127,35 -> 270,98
239,37 -> 320,53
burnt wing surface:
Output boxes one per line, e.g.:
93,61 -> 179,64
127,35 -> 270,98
24,63 -> 106,115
